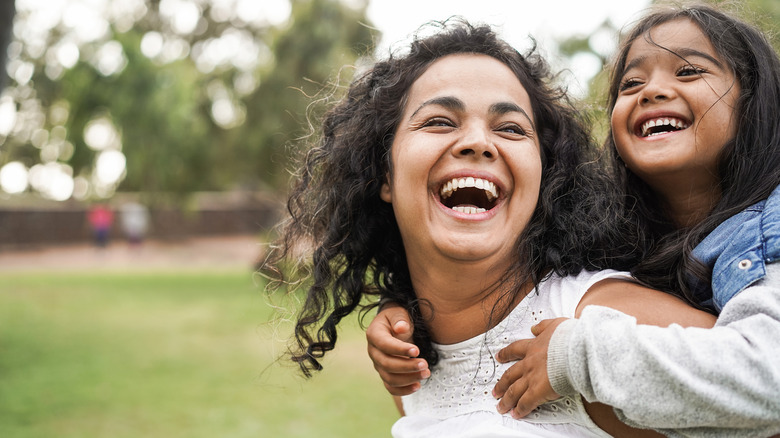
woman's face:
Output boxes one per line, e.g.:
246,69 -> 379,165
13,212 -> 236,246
380,53 -> 542,271
611,18 -> 740,194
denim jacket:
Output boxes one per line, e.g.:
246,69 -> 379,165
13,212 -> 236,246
691,184 -> 780,312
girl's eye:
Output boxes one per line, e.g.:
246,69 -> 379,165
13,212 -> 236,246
677,65 -> 706,77
619,77 -> 642,91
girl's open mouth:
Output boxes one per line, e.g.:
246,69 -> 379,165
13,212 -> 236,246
637,117 -> 690,138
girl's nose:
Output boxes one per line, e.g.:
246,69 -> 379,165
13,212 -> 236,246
639,77 -> 676,105
452,125 -> 497,160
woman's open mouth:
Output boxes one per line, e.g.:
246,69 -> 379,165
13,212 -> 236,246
439,177 -> 499,214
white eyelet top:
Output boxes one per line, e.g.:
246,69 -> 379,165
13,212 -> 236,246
392,269 -> 633,438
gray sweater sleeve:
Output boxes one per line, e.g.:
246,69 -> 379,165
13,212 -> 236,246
547,263 -> 780,437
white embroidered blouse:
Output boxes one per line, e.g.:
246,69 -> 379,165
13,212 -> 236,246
392,269 -> 633,438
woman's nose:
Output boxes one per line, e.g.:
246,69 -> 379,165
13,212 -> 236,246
451,125 -> 497,160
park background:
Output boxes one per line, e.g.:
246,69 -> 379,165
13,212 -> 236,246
0,0 -> 778,436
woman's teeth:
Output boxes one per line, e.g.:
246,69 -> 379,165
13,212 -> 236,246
440,177 -> 498,201
451,206 -> 486,214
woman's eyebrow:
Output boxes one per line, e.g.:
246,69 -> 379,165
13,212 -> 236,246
409,97 -> 534,127
490,101 -> 534,128
409,96 -> 464,119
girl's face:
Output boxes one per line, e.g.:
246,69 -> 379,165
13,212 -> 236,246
611,18 -> 740,194
380,54 -> 542,271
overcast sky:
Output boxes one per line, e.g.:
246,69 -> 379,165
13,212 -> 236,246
366,0 -> 652,94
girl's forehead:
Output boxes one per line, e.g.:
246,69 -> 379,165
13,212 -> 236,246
627,18 -> 712,58
620,17 -> 731,78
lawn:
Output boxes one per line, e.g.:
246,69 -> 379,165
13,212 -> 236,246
0,270 -> 398,437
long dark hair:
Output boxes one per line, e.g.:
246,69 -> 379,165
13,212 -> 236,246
265,19 -> 637,377
605,3 -> 780,304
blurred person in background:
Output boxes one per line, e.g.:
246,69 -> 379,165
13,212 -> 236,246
87,203 -> 113,248
120,201 -> 150,247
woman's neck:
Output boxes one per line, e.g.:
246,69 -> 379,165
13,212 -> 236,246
407,259 -> 531,345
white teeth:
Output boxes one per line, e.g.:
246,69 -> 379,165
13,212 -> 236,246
439,177 -> 499,202
640,117 -> 690,137
452,206 -> 486,214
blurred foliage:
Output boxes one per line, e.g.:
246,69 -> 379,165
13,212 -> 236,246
235,0 -> 375,190
0,0 -> 375,205
3,0 -> 778,204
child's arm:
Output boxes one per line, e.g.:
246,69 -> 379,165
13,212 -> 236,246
494,279 -> 716,417
366,303 -> 429,396
495,265 -> 780,436
496,278 -> 716,437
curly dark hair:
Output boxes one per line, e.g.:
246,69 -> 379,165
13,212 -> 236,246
604,3 -> 780,305
264,19 -> 638,377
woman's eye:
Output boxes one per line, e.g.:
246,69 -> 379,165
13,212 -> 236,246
421,117 -> 454,128
497,124 -> 526,135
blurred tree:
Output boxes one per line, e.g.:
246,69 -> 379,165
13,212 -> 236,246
0,0 -> 13,90
223,0 -> 375,190
57,29 -> 214,201
0,0 -> 375,204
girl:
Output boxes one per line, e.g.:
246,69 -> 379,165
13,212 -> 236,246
369,4 -> 780,437
266,20 -> 713,437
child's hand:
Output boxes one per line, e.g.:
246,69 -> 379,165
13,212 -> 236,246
492,318 -> 568,418
366,303 -> 430,396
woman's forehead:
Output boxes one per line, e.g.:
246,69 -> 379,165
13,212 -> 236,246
404,54 -> 534,119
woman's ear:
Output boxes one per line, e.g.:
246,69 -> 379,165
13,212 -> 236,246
380,178 -> 392,203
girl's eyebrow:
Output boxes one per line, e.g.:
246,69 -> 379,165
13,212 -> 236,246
675,48 -> 724,69
623,47 -> 724,73
410,96 -> 535,128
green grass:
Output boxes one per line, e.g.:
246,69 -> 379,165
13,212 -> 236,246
0,270 -> 397,438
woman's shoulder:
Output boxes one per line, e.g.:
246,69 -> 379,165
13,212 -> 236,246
540,269 -> 635,293
534,270 -> 635,318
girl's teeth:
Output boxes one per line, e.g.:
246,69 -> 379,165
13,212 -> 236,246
641,117 -> 690,137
